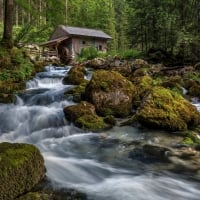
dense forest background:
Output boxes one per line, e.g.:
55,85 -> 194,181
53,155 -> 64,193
0,0 -> 200,62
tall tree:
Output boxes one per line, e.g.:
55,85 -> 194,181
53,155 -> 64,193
0,0 -> 3,23
1,0 -> 14,48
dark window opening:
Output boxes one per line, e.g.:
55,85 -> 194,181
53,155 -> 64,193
82,41 -> 86,45
99,45 -> 102,51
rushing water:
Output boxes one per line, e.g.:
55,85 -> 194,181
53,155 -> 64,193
0,65 -> 200,200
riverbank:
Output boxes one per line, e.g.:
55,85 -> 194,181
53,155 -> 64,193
0,46 -> 45,103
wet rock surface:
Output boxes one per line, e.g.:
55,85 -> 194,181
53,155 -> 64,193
0,143 -> 45,200
63,101 -> 112,131
135,86 -> 200,131
85,70 -> 135,117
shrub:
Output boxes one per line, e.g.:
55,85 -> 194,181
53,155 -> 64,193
110,49 -> 143,60
78,46 -> 98,60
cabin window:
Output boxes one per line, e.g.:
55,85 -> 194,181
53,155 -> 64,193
82,41 -> 86,45
99,45 -> 102,51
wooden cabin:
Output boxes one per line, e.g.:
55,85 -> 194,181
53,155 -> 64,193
40,25 -> 112,63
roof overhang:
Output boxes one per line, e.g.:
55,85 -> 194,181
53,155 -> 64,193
40,36 -> 69,47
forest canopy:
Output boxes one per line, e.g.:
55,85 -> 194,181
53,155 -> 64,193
0,0 -> 200,62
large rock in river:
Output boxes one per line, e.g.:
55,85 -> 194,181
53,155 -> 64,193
62,66 -> 86,85
135,86 -> 200,131
63,101 -> 111,131
85,70 -> 135,117
0,142 -> 45,200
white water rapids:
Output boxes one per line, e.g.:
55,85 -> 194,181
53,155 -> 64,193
0,65 -> 200,200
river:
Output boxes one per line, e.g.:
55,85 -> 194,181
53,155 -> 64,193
0,65 -> 200,200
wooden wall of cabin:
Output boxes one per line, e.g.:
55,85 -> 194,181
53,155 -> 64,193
72,36 -> 108,57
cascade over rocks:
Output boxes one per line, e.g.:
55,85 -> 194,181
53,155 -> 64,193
135,86 -> 200,131
0,142 -> 45,200
85,70 -> 135,117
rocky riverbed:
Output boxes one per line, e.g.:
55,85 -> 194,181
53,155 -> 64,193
1,58 -> 200,199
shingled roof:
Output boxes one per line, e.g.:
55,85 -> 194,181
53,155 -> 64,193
60,25 -> 112,39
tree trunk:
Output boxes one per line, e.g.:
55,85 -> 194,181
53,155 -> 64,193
2,0 -> 14,48
15,3 -> 18,26
0,0 -> 4,22
65,0 -> 68,24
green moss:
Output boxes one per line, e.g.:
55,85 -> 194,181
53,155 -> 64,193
179,131 -> 200,149
17,192 -> 49,200
63,101 -> 111,131
63,66 -> 86,85
136,86 -> 200,131
75,114 -> 110,131
85,70 -> 135,117
64,80 -> 88,102
181,137 -> 194,145
103,115 -> 116,125
160,76 -> 183,94
100,81 -> 109,91
100,108 -> 114,116
131,75 -> 153,108
0,47 -> 11,67
64,101 -> 96,121
132,68 -> 149,77
0,142 -> 45,200
0,46 -> 37,103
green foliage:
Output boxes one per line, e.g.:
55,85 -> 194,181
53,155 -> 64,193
109,49 -> 143,59
181,137 -> 194,145
126,0 -> 200,62
180,131 -> 200,148
184,73 -> 200,84
2,0 -> 200,59
119,49 -> 143,59
0,46 -> 35,103
0,48 -> 33,82
78,46 -> 98,61
97,51 -> 108,58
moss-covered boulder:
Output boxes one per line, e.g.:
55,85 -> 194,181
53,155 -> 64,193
63,101 -> 111,131
161,76 -> 183,90
135,86 -> 200,131
130,75 -> 153,108
85,70 -> 135,117
62,66 -> 86,85
0,143 -> 45,200
64,80 -> 88,102
188,83 -> 200,98
182,73 -> 200,98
